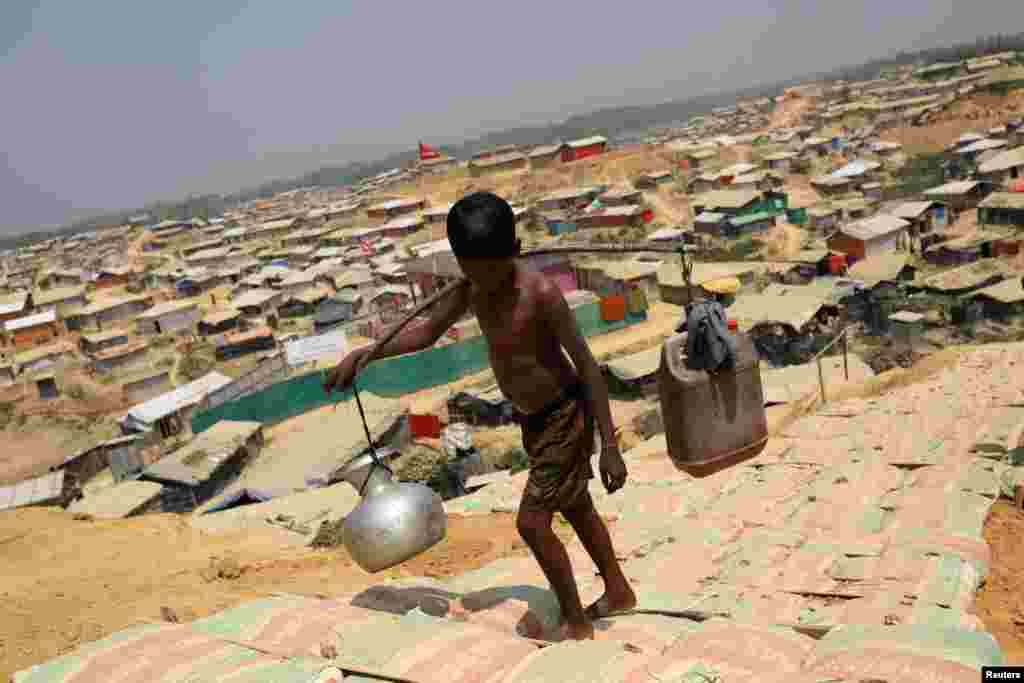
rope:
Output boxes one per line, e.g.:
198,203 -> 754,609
350,378 -> 391,496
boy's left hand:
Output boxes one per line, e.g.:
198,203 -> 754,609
599,444 -> 627,494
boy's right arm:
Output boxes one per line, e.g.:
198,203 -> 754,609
324,279 -> 472,393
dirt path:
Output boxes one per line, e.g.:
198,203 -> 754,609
977,500 -> 1024,663
0,507 -> 582,681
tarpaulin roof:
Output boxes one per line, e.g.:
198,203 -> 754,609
828,159 -> 881,178
125,371 -> 233,427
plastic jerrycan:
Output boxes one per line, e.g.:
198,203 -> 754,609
657,328 -> 768,477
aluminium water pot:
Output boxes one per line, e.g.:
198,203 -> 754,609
335,451 -> 447,573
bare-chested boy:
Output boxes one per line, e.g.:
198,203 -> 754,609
325,192 -> 636,639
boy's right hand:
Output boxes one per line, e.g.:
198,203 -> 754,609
323,347 -> 371,395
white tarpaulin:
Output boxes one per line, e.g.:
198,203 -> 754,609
284,328 -> 348,367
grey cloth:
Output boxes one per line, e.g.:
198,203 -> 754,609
677,300 -> 737,372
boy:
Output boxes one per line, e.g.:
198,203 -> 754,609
325,192 -> 636,640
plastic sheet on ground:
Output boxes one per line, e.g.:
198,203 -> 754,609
444,557 -> 574,639
970,406 -> 1024,456
645,618 -> 816,677
492,639 -> 651,683
10,623 -> 331,683
187,592 -> 403,657
328,617 -> 537,683
804,624 -> 1004,677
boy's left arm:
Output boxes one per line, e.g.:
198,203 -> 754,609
537,282 -> 627,494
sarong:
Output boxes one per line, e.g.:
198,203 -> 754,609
520,381 -> 595,513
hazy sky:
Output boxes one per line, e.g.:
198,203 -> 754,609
2,1 -> 1022,233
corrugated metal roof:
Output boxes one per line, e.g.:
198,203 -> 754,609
126,371 -> 233,426
979,146 -> 1024,174
529,143 -> 564,156
924,180 -> 981,196
541,186 -> 603,202
232,288 -> 280,309
811,176 -> 853,187
0,470 -> 66,511
81,329 -> 130,344
33,285 -> 86,306
201,308 -> 242,325
693,189 -> 761,209
839,215 -> 910,241
90,339 -> 148,361
470,151 -> 528,167
279,270 -> 317,287
828,159 -> 881,179
4,308 -> 56,332
726,287 -> 833,331
978,192 -> 1024,210
14,340 -> 73,366
68,481 -> 163,519
380,215 -> 424,230
143,421 -> 262,486
888,310 -> 926,323
848,253 -> 910,285
889,201 -> 940,219
135,300 -> 198,321
77,294 -> 151,316
918,259 -> 1013,292
729,211 -> 778,226
585,205 -> 645,218
957,138 -> 1008,154
566,135 -> 607,148
367,197 -> 425,211
972,277 -> 1024,304
648,227 -> 687,240
0,292 -> 29,316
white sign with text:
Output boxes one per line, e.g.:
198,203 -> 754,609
284,328 -> 349,367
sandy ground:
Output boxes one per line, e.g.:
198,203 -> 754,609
0,506 -> 580,682
977,500 -> 1024,664
768,95 -> 816,129
0,411 -> 122,486
884,92 -> 1024,155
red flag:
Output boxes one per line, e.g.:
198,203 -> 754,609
360,240 -> 373,256
419,142 -> 441,160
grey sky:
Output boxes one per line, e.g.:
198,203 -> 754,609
1,1 -> 1022,234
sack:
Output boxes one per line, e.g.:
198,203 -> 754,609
442,423 -> 473,458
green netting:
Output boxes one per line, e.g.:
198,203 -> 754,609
192,304 -> 647,432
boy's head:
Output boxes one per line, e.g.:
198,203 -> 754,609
447,192 -> 520,291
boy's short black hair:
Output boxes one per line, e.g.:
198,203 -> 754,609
447,192 -> 520,259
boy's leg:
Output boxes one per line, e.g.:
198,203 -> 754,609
562,491 -> 637,618
516,505 -> 594,640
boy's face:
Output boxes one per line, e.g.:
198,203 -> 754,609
456,256 -> 516,294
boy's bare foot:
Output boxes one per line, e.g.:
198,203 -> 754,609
583,590 -> 638,621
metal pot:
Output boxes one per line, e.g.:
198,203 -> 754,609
336,451 -> 447,573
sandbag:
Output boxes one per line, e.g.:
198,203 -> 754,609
494,640 -> 651,683
330,617 -> 536,683
10,623 -> 330,683
804,624 -> 1004,676
643,619 -> 816,678
446,557 -> 578,638
187,593 -> 398,657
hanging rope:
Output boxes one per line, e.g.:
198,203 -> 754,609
350,378 -> 391,497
